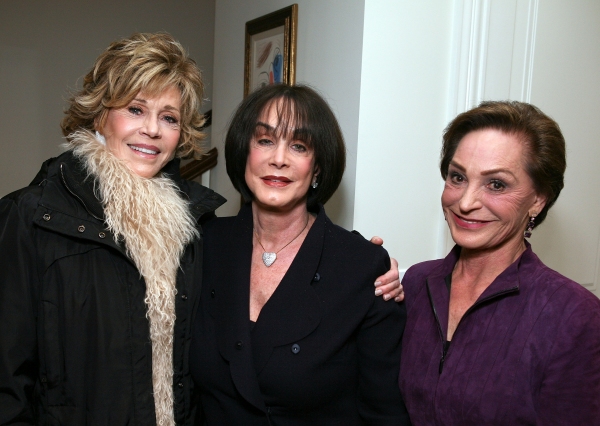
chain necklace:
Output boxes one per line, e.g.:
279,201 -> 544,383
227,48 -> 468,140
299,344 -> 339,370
254,217 -> 309,267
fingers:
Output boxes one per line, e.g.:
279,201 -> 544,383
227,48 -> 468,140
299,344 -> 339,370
374,258 -> 401,301
370,236 -> 384,246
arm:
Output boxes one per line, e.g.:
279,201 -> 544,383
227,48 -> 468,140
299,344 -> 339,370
0,198 -> 38,424
357,253 -> 411,425
536,296 -> 600,424
370,236 -> 404,302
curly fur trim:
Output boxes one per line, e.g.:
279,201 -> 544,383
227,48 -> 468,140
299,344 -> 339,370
66,131 -> 198,426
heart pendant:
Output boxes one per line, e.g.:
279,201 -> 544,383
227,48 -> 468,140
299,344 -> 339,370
262,252 -> 277,267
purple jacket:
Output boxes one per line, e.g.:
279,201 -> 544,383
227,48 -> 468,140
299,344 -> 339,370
399,243 -> 600,425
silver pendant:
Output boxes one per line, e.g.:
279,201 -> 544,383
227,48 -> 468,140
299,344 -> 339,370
262,252 -> 277,267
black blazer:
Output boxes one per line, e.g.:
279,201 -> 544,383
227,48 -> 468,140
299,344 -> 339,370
191,204 -> 410,425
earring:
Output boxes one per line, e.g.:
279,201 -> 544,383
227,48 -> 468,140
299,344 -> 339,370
524,215 -> 536,238
311,178 -> 318,189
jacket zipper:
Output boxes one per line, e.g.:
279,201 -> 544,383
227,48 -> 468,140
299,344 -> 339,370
426,282 -> 448,373
428,282 -> 519,374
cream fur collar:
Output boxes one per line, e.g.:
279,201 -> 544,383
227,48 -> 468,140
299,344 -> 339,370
66,131 -> 198,426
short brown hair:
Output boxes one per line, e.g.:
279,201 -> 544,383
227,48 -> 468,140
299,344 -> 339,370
440,100 -> 566,227
61,32 -> 205,158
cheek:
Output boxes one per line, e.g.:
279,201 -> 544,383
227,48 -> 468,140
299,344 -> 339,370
441,183 -> 460,207
482,192 -> 530,222
165,133 -> 181,159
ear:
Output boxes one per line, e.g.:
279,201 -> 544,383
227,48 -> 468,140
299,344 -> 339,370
529,193 -> 548,217
312,164 -> 320,179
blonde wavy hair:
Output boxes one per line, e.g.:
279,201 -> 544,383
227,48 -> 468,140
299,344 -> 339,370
61,32 -> 206,159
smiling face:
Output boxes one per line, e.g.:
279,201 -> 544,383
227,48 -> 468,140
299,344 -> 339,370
99,86 -> 182,178
442,128 -> 546,255
244,101 -> 317,212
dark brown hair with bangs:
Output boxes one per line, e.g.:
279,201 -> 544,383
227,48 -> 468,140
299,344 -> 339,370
225,84 -> 346,208
440,100 -> 566,227
61,32 -> 206,159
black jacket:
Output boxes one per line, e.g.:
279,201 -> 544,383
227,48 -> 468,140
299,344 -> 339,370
0,150 -> 225,425
191,203 -> 410,425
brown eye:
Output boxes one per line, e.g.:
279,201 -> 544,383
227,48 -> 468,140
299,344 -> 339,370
449,172 -> 464,183
489,180 -> 506,191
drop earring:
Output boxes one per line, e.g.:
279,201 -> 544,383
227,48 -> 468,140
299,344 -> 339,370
311,178 -> 318,189
524,215 -> 536,238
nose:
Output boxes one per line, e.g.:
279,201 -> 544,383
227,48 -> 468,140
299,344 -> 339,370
458,183 -> 483,212
142,114 -> 161,138
269,140 -> 289,168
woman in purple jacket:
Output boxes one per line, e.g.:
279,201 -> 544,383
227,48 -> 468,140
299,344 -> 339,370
399,101 -> 600,425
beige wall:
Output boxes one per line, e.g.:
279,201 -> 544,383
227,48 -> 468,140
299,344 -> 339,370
0,0 -> 215,197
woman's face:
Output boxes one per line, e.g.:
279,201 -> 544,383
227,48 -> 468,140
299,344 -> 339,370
244,101 -> 317,212
100,86 -> 182,178
442,128 -> 546,253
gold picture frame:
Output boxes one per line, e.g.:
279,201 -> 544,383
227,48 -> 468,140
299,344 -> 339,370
244,4 -> 298,97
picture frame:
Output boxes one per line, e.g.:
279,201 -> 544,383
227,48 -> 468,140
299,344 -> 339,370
244,4 -> 298,97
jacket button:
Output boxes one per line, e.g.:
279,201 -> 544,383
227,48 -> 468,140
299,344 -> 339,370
43,214 -> 51,221
178,382 -> 184,388
98,232 -> 106,238
210,289 -> 216,298
235,341 -> 243,350
40,376 -> 47,383
181,294 -> 188,300
313,273 -> 320,282
291,344 -> 300,354
77,225 -> 85,233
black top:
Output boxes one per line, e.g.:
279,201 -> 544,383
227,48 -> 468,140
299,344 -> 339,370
191,203 -> 410,425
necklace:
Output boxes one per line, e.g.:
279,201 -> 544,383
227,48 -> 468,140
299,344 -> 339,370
254,217 -> 309,267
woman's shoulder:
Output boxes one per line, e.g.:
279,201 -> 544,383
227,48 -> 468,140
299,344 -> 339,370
325,218 -> 389,260
532,260 -> 600,305
404,258 -> 446,286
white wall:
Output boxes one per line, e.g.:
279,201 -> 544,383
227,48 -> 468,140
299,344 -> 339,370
211,0 -> 366,227
0,0 -> 215,197
527,0 -> 600,297
353,1 -> 454,270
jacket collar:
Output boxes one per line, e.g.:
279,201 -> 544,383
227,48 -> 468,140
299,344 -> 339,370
37,150 -> 225,223
425,243 -> 532,341
213,202 -> 325,412
32,150 -> 225,255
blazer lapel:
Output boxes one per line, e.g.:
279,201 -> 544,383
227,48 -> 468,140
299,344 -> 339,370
251,206 -> 325,374
212,204 -> 266,413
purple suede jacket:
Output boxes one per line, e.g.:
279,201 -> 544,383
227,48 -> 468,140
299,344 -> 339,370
399,242 -> 600,425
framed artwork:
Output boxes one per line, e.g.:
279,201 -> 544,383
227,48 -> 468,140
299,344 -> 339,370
244,4 -> 298,97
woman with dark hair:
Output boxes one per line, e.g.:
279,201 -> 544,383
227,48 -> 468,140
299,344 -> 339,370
399,100 -> 600,425
190,84 -> 411,424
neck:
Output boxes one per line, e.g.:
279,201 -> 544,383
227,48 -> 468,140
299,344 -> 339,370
251,201 -> 311,250
454,237 -> 526,285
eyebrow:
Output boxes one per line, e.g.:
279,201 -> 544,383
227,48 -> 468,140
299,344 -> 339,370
255,122 -> 310,140
449,160 -> 517,178
132,98 -> 180,112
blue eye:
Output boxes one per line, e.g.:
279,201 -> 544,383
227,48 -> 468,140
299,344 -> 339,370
291,143 -> 307,153
164,115 -> 179,124
128,106 -> 143,115
257,138 -> 274,146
